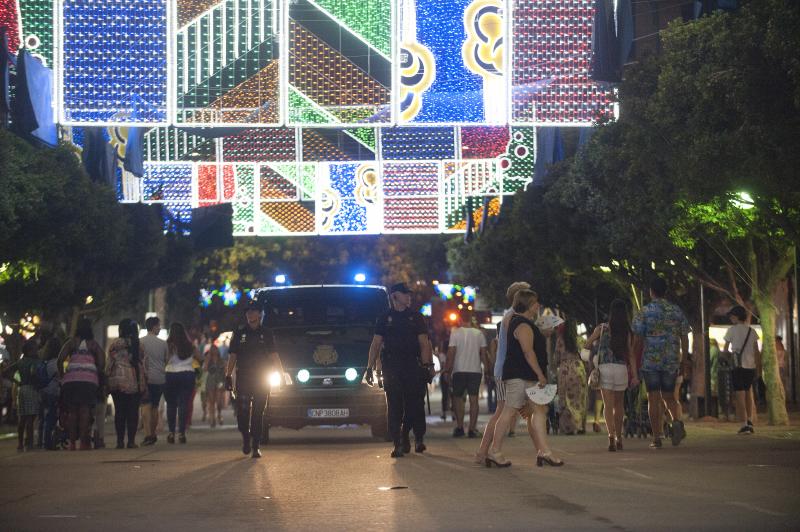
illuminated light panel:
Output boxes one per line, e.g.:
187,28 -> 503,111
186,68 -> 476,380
145,127 -> 216,162
60,0 -> 168,124
302,129 -> 352,162
312,0 -> 391,56
176,0 -> 220,26
162,202 -> 193,234
174,0 -> 281,125
510,0 -> 614,125
450,196 -> 500,230
232,201 -> 256,234
0,1 -> 20,52
222,128 -> 296,162
380,127 -> 455,160
141,163 -> 194,202
461,126 -> 510,159
18,0 -> 53,65
197,164 -> 219,202
288,18 -> 390,126
442,159 -> 502,229
398,0 -> 507,125
498,127 -> 535,192
317,162 -> 381,234
382,161 -> 440,232
257,162 -> 316,234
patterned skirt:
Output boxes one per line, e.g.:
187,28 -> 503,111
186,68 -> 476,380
16,384 -> 40,417
557,358 -> 588,434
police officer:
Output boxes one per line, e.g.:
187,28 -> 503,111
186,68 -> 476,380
225,300 -> 283,458
366,283 -> 434,458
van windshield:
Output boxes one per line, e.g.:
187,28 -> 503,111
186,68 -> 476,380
264,287 -> 388,329
263,287 -> 389,369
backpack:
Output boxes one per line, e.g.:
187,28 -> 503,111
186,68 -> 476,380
35,360 -> 55,390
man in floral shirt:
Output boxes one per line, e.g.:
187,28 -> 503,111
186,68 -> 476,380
632,277 -> 691,449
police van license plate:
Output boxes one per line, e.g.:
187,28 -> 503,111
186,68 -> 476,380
308,408 -> 349,418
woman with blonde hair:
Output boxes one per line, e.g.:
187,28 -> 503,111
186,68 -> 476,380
486,289 -> 564,467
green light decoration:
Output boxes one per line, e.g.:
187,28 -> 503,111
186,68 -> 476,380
313,0 -> 391,57
18,0 -> 53,66
499,127 -> 535,193
288,88 -> 335,125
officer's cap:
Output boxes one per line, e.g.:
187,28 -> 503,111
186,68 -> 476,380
244,299 -> 262,312
390,282 -> 413,294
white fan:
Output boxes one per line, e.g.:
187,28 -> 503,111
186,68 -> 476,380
526,384 -> 558,405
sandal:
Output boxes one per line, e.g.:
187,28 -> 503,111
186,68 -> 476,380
537,453 -> 565,467
485,451 -> 512,468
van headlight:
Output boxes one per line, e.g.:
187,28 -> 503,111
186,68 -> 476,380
345,368 -> 358,382
268,371 -> 283,388
297,369 -> 310,383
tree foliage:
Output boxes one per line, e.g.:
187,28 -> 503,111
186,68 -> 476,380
450,0 -> 799,424
0,130 -> 192,328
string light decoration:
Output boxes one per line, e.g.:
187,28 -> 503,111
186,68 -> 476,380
461,126 -> 510,159
382,162 -> 440,232
288,16 -> 390,126
399,0 -> 506,125
0,1 -> 20,52
511,0 -> 614,124
141,163 -> 194,202
174,0 -> 280,125
498,127 -> 535,191
60,0 -> 168,124
313,0 -> 392,57
380,127 -> 455,160
18,0 -> 53,65
222,128 -> 296,162
145,127 -> 215,162
162,202 -> 193,234
318,162 -> 380,234
442,159 -> 502,229
302,129 -> 352,162
257,163 -> 316,234
197,164 -> 219,203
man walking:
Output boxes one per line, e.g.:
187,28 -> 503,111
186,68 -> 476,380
445,314 -> 488,438
225,300 -> 283,458
632,277 -> 691,448
366,283 -> 434,458
140,316 -> 168,446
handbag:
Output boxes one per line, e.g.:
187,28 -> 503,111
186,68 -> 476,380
587,325 -> 606,390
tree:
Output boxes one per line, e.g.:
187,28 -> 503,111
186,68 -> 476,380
0,129 -> 192,332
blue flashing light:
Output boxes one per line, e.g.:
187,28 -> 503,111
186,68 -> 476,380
420,303 -> 432,317
354,273 -> 367,283
274,274 -> 287,285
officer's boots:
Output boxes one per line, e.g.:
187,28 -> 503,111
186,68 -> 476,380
390,440 -> 404,458
252,445 -> 262,458
242,434 -> 251,455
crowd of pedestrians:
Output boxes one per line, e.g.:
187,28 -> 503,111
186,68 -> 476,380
0,316 -> 228,452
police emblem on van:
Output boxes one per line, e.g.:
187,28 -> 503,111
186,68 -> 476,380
313,345 -> 338,366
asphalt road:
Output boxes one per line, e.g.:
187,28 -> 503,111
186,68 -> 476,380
1,413 -> 799,531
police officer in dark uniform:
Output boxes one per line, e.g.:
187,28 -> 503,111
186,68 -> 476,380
225,300 -> 283,458
366,283 -> 434,458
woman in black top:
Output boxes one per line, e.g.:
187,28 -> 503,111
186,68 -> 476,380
486,289 -> 564,468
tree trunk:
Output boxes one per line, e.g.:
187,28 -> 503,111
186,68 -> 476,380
753,294 -> 789,425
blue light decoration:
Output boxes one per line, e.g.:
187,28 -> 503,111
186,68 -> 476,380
222,282 -> 241,307
141,163 -> 193,202
434,283 -> 477,303
60,0 -> 168,124
199,289 -> 213,308
317,162 -> 381,234
398,0 -> 507,125
420,302 -> 432,317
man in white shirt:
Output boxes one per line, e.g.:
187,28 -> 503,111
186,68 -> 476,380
723,306 -> 761,435
140,316 -> 169,445
445,314 -> 488,438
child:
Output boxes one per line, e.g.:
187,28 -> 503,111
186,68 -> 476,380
14,340 -> 41,451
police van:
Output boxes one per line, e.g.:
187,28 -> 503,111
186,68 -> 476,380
255,285 -> 390,443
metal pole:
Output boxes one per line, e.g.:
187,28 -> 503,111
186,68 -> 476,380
701,284 -> 711,417
792,247 -> 798,403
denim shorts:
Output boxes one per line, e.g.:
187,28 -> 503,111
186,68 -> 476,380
147,383 -> 164,406
641,369 -> 678,393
